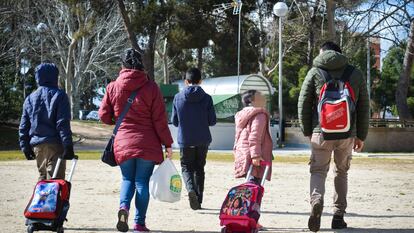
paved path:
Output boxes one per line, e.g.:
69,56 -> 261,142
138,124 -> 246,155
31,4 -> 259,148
1,159 -> 413,233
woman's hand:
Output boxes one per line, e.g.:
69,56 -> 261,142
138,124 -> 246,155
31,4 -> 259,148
252,157 -> 264,166
165,147 -> 173,159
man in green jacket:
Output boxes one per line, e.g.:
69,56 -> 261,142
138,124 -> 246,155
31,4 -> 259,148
298,41 -> 369,232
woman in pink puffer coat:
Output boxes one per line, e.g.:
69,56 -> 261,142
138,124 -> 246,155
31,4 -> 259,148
233,90 -> 273,182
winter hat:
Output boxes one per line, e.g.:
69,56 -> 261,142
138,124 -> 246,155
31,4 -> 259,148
121,48 -> 144,71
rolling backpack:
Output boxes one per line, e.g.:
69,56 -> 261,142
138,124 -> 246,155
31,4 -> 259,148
219,162 -> 271,233
317,65 -> 355,140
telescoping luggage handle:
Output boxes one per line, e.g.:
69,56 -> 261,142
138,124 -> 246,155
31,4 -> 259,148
245,161 -> 271,186
52,155 -> 79,182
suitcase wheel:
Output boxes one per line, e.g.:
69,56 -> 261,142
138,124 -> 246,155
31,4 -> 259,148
56,226 -> 64,233
27,225 -> 34,233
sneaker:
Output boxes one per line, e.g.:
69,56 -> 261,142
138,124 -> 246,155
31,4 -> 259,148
256,222 -> 264,230
134,224 -> 150,232
116,208 -> 129,232
188,191 -> 201,210
308,201 -> 323,232
332,215 -> 347,229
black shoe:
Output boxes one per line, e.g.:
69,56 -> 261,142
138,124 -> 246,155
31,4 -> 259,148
116,209 -> 129,232
308,202 -> 323,232
188,191 -> 201,210
332,215 -> 347,229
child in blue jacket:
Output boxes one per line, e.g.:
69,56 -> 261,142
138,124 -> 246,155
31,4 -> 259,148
19,63 -> 74,180
171,68 -> 216,210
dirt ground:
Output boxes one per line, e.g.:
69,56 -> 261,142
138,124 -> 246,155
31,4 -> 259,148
1,157 -> 414,233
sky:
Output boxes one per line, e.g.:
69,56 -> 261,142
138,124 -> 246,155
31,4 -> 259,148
347,1 -> 414,67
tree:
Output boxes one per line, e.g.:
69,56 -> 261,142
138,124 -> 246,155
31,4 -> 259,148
378,44 -> 406,117
35,0 -> 127,118
396,20 -> 414,120
117,0 -> 175,80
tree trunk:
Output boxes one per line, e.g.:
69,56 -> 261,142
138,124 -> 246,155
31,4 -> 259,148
72,88 -> 81,120
66,38 -> 77,119
117,0 -> 142,53
326,0 -> 336,41
162,38 -> 169,84
307,0 -> 319,66
144,27 -> 157,80
396,20 -> 414,120
197,47 -> 203,70
257,1 -> 267,75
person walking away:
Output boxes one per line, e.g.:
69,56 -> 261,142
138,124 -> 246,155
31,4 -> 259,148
233,90 -> 273,229
298,41 -> 369,232
99,48 -> 173,233
171,67 -> 217,210
19,62 -> 75,181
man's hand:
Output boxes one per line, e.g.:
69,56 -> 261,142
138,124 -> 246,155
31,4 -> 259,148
62,145 -> 75,160
165,147 -> 173,159
353,138 -> 364,152
252,157 -> 264,166
23,148 -> 35,160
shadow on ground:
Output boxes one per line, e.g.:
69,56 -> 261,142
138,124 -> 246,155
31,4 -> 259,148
261,210 -> 414,219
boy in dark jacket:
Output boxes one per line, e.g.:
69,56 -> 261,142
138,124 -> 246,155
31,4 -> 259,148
19,62 -> 75,181
171,68 -> 216,210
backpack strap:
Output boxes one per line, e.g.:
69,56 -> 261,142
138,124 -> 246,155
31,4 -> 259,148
317,68 -> 332,83
112,90 -> 138,136
339,65 -> 355,82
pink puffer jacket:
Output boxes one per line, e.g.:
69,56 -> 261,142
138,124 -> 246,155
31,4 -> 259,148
233,107 -> 273,181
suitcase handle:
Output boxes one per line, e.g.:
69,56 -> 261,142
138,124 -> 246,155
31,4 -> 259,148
245,161 -> 271,186
52,155 -> 79,182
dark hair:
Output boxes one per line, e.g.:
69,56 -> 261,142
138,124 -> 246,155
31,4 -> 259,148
185,68 -> 202,84
232,197 -> 242,208
241,90 -> 257,107
320,41 -> 342,53
121,48 -> 144,70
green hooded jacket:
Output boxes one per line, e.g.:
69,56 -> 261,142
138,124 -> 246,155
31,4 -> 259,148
297,50 -> 370,140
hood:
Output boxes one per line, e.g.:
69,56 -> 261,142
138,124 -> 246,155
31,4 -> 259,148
184,85 -> 206,103
313,50 -> 348,71
235,107 -> 270,129
116,69 -> 149,91
35,63 -> 59,88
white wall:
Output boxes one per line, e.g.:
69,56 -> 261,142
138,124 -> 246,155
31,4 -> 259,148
169,123 -> 279,150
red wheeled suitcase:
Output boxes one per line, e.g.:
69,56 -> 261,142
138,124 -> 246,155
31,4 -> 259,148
219,161 -> 271,233
24,156 -> 78,233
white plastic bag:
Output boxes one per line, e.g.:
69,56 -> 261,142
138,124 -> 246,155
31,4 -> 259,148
149,158 -> 182,203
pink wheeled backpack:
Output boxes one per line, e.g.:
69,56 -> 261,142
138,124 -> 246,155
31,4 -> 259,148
219,161 -> 271,233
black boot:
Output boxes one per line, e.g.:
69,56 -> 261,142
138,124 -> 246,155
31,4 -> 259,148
308,201 -> 323,232
332,215 -> 347,229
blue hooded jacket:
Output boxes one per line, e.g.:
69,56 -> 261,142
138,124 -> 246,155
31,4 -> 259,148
19,63 -> 73,152
171,85 -> 216,147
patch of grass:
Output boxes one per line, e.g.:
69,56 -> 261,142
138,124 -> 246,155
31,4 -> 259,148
1,150 -> 413,165
0,151 -> 25,160
72,120 -> 102,125
0,150 -> 103,161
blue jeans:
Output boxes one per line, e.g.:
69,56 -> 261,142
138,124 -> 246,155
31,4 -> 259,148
119,158 -> 155,225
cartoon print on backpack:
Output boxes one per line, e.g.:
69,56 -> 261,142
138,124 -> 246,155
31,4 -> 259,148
222,187 -> 253,216
28,183 -> 58,213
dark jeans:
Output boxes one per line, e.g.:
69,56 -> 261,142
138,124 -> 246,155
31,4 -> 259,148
180,145 -> 208,204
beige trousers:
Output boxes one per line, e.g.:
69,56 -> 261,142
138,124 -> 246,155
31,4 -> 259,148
309,133 -> 354,216
33,143 -> 66,181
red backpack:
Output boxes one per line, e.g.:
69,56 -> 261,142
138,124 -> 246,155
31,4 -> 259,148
317,66 -> 355,140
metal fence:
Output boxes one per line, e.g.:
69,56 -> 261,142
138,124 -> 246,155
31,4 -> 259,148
285,119 -> 414,128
